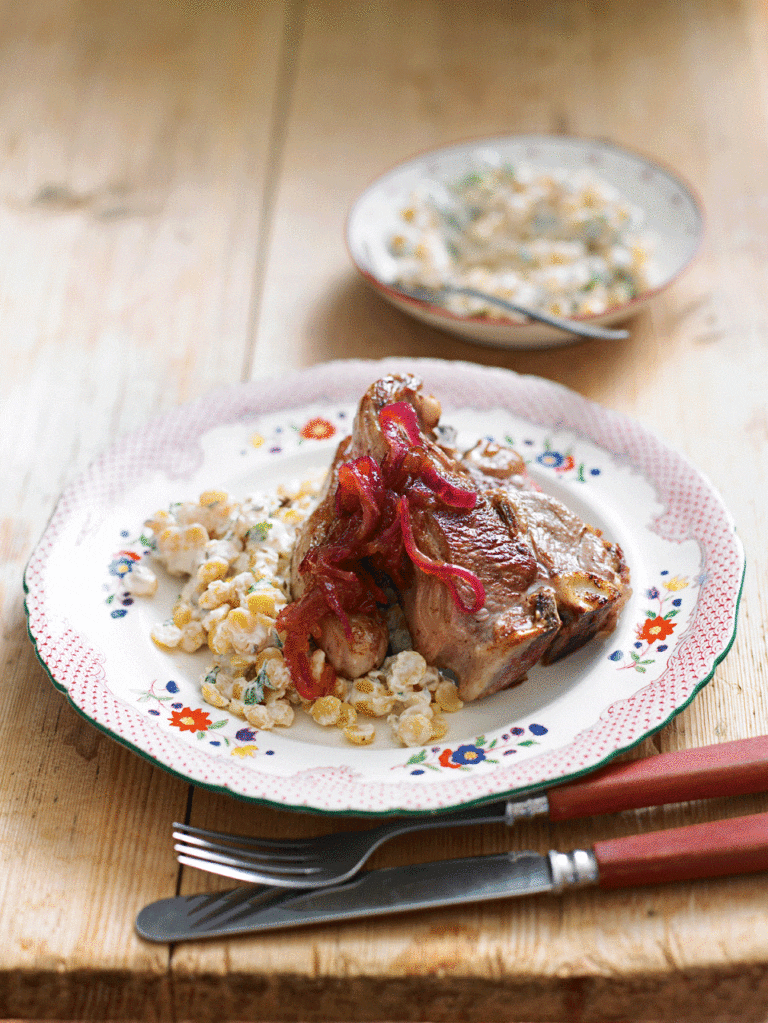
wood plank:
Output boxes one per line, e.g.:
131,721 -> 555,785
0,0 -> 287,1016
174,0 -> 768,1019
3,0 -> 768,1017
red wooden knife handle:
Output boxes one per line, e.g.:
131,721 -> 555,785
546,735 -> 768,820
594,811 -> 768,889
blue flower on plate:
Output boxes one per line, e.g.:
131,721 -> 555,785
450,744 -> 486,765
537,451 -> 565,469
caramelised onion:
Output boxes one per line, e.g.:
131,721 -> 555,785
335,455 -> 383,539
380,401 -> 477,509
379,400 -> 420,467
278,589 -> 338,701
277,400 -> 486,699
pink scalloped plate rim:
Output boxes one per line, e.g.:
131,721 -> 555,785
24,358 -> 744,816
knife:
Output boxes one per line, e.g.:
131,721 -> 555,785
137,810 -> 768,942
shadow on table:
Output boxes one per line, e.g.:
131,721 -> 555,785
308,272 -> 648,405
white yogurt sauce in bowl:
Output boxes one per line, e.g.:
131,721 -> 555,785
388,160 -> 653,320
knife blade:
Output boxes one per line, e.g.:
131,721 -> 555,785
137,849 -> 583,943
138,810 -> 768,942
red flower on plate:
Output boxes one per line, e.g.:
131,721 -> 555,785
169,706 -> 212,733
438,748 -> 462,769
639,615 -> 676,644
300,417 -> 336,441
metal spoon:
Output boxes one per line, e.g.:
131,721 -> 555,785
389,282 -> 630,341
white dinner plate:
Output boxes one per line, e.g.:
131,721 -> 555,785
346,136 -> 703,348
25,359 -> 743,816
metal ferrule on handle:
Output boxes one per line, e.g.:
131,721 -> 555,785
504,794 -> 550,825
548,849 -> 600,892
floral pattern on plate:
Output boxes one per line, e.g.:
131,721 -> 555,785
399,724 -> 550,775
105,530 -> 155,619
609,571 -> 697,673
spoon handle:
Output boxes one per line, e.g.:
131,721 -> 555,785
394,283 -> 630,341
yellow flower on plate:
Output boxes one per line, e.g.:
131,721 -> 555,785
664,575 -> 688,592
250,433 -> 265,448
232,744 -> 258,758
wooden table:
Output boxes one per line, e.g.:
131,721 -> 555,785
3,1 -> 768,1019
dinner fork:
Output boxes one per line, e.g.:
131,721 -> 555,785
173,799 -> 527,889
174,734 -> 768,888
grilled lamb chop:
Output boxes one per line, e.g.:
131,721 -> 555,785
460,439 -> 632,663
285,374 -> 629,704
289,374 -> 561,700
400,497 -> 561,701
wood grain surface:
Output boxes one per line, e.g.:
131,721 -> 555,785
2,0 -> 768,1020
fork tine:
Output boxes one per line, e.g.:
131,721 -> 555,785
172,830 -> 313,865
176,853 -> 308,888
172,821 -> 313,852
174,841 -> 324,876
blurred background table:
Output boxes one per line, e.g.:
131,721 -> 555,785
2,1 -> 768,1020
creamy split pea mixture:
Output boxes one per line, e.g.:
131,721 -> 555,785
389,160 -> 654,319
128,480 -> 464,747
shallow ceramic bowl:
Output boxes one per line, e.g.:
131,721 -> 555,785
346,135 -> 703,349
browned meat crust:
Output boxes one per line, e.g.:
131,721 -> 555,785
289,435 -> 390,679
401,498 -> 560,700
460,439 -> 632,665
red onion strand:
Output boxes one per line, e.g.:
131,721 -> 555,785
397,497 -> 485,615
